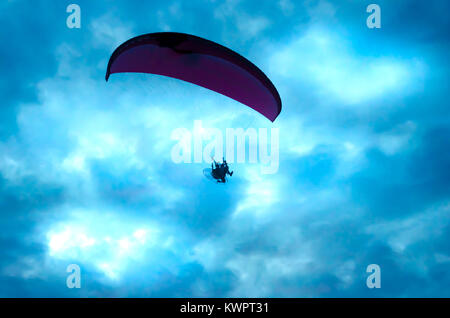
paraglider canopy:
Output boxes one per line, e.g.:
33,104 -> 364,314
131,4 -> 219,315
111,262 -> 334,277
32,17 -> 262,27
106,32 -> 282,122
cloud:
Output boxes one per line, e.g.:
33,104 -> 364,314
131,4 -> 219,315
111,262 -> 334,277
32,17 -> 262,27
90,14 -> 134,50
270,27 -> 426,104
214,0 -> 271,39
0,0 -> 449,297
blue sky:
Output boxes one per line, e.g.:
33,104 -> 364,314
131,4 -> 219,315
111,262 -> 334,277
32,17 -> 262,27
0,0 -> 449,297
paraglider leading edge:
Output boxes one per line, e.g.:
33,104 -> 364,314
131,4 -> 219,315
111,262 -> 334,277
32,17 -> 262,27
105,32 -> 282,122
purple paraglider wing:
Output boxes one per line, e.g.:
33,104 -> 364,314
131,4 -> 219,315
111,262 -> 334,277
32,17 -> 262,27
105,32 -> 281,122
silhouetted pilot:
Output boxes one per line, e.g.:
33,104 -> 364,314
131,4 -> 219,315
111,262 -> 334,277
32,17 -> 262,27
222,158 -> 233,177
211,158 -> 233,183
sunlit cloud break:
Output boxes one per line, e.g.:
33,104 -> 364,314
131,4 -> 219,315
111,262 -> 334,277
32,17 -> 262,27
271,28 -> 426,104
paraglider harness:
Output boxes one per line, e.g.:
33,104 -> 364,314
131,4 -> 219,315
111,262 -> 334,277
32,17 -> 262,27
211,158 -> 233,183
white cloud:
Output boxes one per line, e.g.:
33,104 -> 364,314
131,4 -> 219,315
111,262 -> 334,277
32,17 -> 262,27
45,208 -> 165,280
270,28 -> 425,104
376,121 -> 417,155
236,15 -> 270,38
214,0 -> 270,38
365,203 -> 450,253
305,0 -> 336,22
90,14 -> 134,50
234,166 -> 281,217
